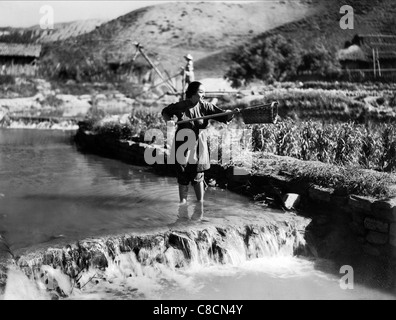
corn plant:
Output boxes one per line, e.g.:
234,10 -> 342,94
359,126 -> 382,170
274,120 -> 299,157
314,126 -> 335,163
299,120 -> 317,161
379,124 -> 396,172
333,122 -> 363,165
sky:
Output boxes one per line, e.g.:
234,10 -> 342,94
0,1 -> 166,28
0,0 -> 257,28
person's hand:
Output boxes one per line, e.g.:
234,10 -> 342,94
166,115 -> 178,126
225,109 -> 237,123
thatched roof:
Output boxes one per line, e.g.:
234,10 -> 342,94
0,43 -> 42,58
360,35 -> 396,60
337,45 -> 369,62
338,35 -> 396,62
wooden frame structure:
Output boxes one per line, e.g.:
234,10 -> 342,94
360,34 -> 396,78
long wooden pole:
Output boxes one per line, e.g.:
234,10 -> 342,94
181,68 -> 186,100
373,48 -> 376,77
134,71 -> 181,98
176,102 -> 275,125
135,43 -> 178,94
176,109 -> 240,124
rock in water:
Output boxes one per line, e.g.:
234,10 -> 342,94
282,193 -> 301,211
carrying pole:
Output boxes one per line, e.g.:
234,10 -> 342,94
176,109 -> 240,125
181,68 -> 186,100
176,102 -> 277,125
134,42 -> 178,95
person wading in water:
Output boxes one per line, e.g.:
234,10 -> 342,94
161,81 -> 234,206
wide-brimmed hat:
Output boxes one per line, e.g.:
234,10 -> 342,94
184,54 -> 193,60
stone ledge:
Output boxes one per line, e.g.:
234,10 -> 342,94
308,185 -> 333,203
371,198 -> 396,222
364,217 -> 389,233
390,224 -> 396,247
349,195 -> 375,214
366,231 -> 389,245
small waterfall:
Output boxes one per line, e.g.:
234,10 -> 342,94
1,219 -> 310,300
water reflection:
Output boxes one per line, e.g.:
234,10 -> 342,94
0,129 -> 284,251
191,202 -> 204,221
174,201 -> 205,225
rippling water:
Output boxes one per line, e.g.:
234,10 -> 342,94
1,128 -> 395,300
0,128 -> 284,253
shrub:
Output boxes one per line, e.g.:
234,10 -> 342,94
299,45 -> 342,77
225,34 -> 302,87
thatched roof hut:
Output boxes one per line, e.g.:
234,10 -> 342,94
0,43 -> 42,75
0,43 -> 41,59
338,35 -> 396,71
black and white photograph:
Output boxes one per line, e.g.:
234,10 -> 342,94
0,0 -> 396,303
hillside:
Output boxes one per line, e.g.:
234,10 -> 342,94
28,19 -> 106,43
42,0 -> 321,79
251,0 -> 396,52
0,19 -> 106,44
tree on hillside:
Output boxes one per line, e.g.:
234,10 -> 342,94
40,41 -> 113,82
298,44 -> 342,76
225,34 -> 302,87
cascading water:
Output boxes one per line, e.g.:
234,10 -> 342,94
1,128 -> 396,300
1,220 -> 309,300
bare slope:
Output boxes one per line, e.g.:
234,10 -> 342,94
253,0 -> 396,51
0,19 -> 106,44
29,19 -> 106,43
43,0 -> 320,79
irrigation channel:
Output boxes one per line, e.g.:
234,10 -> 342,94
0,128 -> 395,300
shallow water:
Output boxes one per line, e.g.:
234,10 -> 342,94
0,129 -> 284,253
4,254 -> 395,301
1,128 -> 395,300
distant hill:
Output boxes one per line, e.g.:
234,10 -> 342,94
252,0 -> 396,52
0,19 -> 106,44
41,0 -> 320,79
205,0 -> 396,79
39,0 -> 396,82
28,19 -> 106,43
